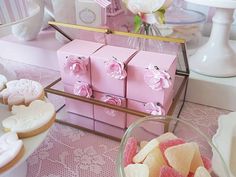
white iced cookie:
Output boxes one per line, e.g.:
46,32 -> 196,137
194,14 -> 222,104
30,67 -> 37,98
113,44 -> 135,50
0,79 -> 44,107
0,132 -> 24,173
2,100 -> 56,138
0,74 -> 7,91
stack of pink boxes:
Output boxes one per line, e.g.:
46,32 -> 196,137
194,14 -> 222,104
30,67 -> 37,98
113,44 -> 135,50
57,39 -> 104,130
57,40 -> 177,138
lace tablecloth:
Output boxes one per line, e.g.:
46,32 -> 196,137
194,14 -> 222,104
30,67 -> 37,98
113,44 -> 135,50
0,58 -> 230,177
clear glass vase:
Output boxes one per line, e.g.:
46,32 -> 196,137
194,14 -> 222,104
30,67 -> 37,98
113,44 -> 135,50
128,22 -> 164,52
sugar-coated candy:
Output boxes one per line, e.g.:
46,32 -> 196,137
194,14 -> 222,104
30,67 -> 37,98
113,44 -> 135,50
201,155 -> 212,172
143,148 -> 166,177
188,172 -> 194,177
190,143 -> 204,173
165,143 -> 195,176
124,137 -> 138,167
133,132 -> 177,163
159,166 -> 184,177
123,133 -> 213,177
194,166 -> 211,177
133,138 -> 159,163
159,138 -> 185,156
140,141 -> 148,149
124,164 -> 149,177
156,132 -> 178,142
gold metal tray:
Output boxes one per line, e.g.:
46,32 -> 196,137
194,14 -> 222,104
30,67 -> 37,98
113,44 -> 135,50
44,21 -> 189,140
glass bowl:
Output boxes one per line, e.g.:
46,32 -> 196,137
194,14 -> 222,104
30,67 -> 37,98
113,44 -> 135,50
0,0 -> 40,29
116,116 -> 230,177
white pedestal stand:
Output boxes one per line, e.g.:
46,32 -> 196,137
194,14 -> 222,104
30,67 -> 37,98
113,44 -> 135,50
0,104 -> 49,177
185,0 -> 236,77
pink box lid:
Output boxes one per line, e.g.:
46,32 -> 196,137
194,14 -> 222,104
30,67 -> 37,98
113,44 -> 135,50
58,39 -> 104,57
128,50 -> 176,69
90,45 -> 137,63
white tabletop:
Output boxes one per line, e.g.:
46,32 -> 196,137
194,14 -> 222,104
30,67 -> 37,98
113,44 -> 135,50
0,104 -> 49,175
185,0 -> 236,9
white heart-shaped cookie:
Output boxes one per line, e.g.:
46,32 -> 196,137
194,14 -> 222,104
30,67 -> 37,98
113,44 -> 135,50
0,79 -> 44,106
2,100 -> 55,138
0,132 -> 24,173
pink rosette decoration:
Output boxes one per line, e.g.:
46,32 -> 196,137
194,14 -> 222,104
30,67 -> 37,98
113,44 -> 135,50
101,95 -> 122,117
144,102 -> 165,116
104,57 -> 127,80
73,81 -> 92,98
144,64 -> 172,91
64,55 -> 88,77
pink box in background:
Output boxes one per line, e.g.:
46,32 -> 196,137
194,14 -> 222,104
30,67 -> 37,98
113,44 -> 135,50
94,121 -> 125,139
64,84 -> 94,118
57,39 -> 104,85
90,45 -> 137,97
127,51 -> 177,105
93,91 -> 126,128
126,97 -> 172,128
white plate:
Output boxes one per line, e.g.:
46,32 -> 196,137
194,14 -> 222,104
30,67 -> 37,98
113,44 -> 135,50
212,112 -> 236,177
0,103 -> 49,175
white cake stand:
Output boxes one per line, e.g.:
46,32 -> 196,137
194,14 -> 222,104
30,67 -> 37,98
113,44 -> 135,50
185,0 -> 236,77
0,104 -> 49,177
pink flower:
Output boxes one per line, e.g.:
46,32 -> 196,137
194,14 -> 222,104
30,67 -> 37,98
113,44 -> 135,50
64,56 -> 88,77
101,95 -> 122,117
104,57 -> 127,80
73,81 -> 93,98
144,102 -> 165,116
101,95 -> 122,106
144,64 -> 171,91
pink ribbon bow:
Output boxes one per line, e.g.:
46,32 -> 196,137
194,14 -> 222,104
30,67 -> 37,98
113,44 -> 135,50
144,102 -> 165,116
101,95 -> 122,116
64,56 -> 88,77
94,0 -> 111,8
104,57 -> 127,80
144,64 -> 171,91
73,81 -> 93,98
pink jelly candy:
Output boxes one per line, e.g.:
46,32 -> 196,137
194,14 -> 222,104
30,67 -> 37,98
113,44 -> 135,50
159,166 -> 184,177
124,137 -> 138,167
201,155 -> 212,172
188,172 -> 194,177
160,138 -> 185,156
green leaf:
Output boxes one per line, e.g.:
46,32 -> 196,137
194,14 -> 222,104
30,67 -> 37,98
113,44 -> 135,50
134,15 -> 142,33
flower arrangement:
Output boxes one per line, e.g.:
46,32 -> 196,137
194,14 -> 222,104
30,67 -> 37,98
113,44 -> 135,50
122,0 -> 173,50
123,0 -> 172,25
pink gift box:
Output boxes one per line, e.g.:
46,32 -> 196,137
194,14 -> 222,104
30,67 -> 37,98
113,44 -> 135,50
57,39 -> 104,85
93,91 -> 126,128
127,51 -> 177,104
64,84 -> 94,118
126,97 -> 172,128
60,112 -> 94,131
95,121 -> 125,139
90,45 -> 137,97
